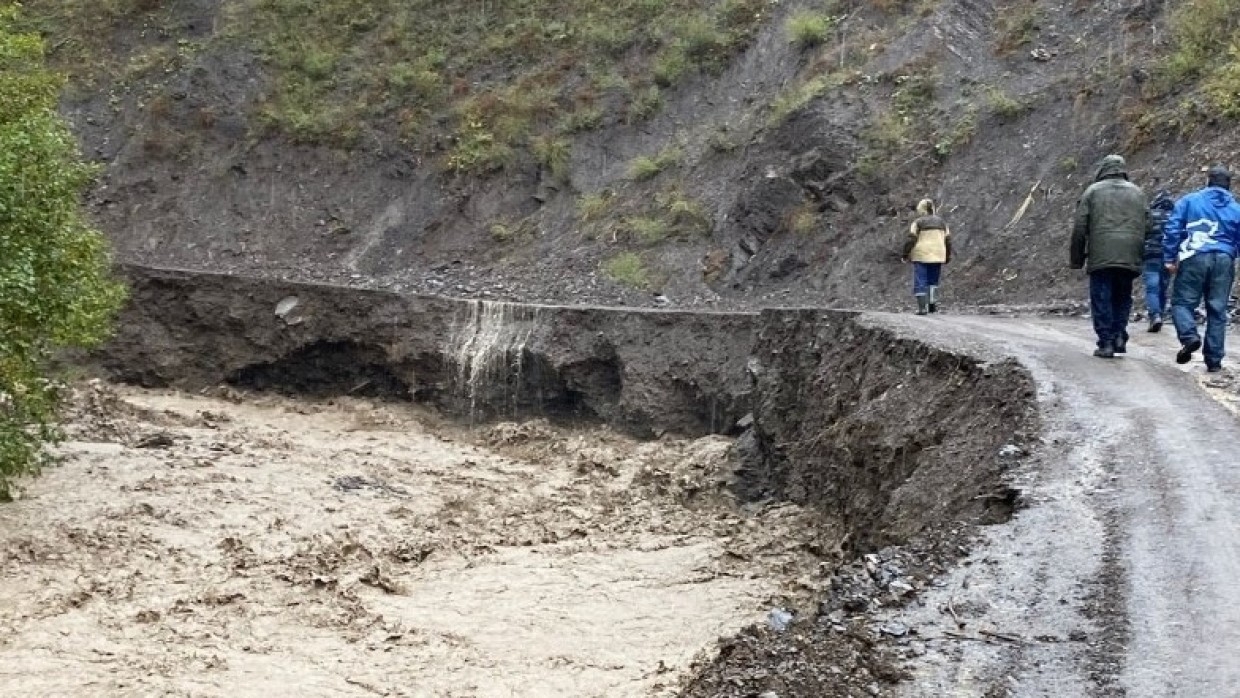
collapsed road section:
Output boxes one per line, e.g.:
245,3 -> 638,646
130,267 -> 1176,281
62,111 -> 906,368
1,264 -> 1040,696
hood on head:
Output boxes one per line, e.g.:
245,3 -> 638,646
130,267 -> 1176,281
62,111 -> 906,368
1093,154 -> 1128,182
1151,189 -> 1174,211
916,198 -> 935,215
1206,186 -> 1237,208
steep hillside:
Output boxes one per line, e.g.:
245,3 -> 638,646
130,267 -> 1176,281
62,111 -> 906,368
18,0 -> 1240,309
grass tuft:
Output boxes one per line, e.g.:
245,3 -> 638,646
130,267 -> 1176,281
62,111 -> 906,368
603,251 -> 652,289
786,10 -> 834,48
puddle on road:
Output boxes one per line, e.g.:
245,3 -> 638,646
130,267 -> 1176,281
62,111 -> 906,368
0,385 -> 824,697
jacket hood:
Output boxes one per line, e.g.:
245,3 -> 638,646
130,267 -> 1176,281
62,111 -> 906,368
1093,154 -> 1129,182
1151,189 -> 1175,211
1205,186 -> 1237,208
916,198 -> 935,215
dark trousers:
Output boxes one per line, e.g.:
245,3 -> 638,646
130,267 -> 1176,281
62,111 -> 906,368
1142,259 -> 1170,320
1171,251 -> 1236,366
1089,268 -> 1136,348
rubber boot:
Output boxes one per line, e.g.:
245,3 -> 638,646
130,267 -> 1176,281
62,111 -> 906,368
915,295 -> 929,316
928,286 -> 939,314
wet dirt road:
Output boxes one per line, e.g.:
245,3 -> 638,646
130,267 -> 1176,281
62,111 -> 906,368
876,314 -> 1240,697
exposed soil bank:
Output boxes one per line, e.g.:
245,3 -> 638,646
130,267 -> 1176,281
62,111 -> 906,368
102,264 -> 757,438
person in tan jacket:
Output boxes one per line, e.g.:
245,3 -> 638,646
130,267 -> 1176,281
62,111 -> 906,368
901,198 -> 952,315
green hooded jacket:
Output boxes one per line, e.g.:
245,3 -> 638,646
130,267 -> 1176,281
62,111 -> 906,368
1070,155 -> 1147,273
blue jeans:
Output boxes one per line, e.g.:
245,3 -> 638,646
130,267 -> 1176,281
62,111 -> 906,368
1171,251 -> 1236,366
912,262 -> 942,296
1142,259 -> 1170,320
1089,268 -> 1136,347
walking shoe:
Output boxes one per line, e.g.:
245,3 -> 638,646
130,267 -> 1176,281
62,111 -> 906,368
1148,317 -> 1163,333
1207,363 -> 1223,373
928,302 -> 938,314
1177,338 -> 1203,365
1094,343 -> 1115,359
1114,334 -> 1128,354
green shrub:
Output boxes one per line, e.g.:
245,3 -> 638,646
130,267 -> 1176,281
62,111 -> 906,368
995,4 -> 1039,54
652,45 -> 690,87
768,74 -> 835,125
578,191 -> 615,222
985,86 -> 1027,120
626,216 -> 673,243
626,145 -> 682,181
531,135 -> 571,180
629,85 -> 663,122
0,9 -> 126,497
786,10 -> 833,48
603,252 -> 652,289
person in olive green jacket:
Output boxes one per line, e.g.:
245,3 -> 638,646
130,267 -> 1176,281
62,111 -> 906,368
1069,154 -> 1148,358
901,198 -> 952,315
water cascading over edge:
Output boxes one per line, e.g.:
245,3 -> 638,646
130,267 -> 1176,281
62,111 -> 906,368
447,300 -> 542,423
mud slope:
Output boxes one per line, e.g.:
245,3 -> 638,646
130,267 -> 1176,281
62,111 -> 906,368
27,0 -> 1221,310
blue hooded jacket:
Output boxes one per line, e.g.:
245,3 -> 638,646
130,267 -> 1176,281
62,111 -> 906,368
1163,186 -> 1240,264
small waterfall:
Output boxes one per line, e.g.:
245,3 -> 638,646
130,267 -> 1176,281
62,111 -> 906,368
448,300 -> 542,423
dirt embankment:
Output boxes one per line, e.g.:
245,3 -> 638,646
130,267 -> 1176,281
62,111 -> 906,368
31,0 -> 1207,312
682,311 -> 1039,697
82,267 -> 1042,696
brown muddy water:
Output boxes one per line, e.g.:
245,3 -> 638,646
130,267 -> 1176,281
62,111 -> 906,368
0,383 -> 826,697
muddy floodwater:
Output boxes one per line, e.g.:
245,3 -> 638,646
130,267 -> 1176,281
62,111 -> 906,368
0,385 -> 824,697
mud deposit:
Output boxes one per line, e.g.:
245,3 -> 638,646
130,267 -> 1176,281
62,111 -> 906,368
0,384 -> 827,697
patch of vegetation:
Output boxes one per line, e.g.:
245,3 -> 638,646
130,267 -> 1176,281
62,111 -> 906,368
985,86 -> 1028,121
629,85 -> 664,123
655,186 -> 712,236
933,106 -> 978,158
581,182 -> 711,245
618,186 -> 711,243
891,69 -> 938,115
0,7 -> 127,497
602,251 -> 652,289
578,191 -> 616,223
1059,156 -> 1078,173
767,71 -> 853,126
531,135 -> 572,181
489,216 -> 539,243
786,10 -> 835,49
24,0 -> 776,167
1161,0 -> 1238,86
626,145 -> 683,181
994,3 -> 1040,54
706,124 -> 741,152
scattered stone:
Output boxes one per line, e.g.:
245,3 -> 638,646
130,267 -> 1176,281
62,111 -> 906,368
999,443 -> 1026,458
767,608 -> 794,632
879,620 -> 909,637
135,432 -> 176,449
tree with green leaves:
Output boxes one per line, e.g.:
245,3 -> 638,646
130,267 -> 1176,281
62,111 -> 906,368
0,4 -> 125,499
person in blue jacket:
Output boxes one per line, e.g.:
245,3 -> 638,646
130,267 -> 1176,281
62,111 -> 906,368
1163,165 -> 1240,371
